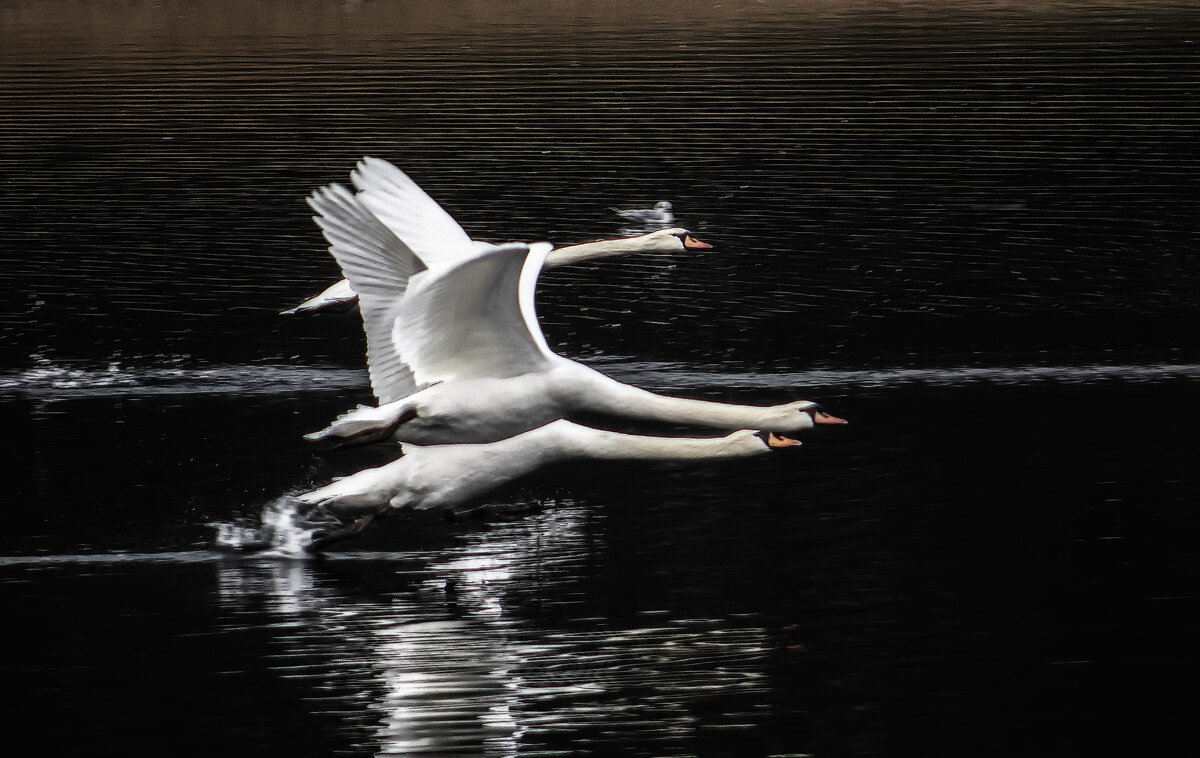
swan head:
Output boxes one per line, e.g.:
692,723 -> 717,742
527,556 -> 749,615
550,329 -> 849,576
643,227 -> 712,252
801,401 -> 847,426
781,401 -> 848,432
545,228 -> 712,268
754,430 -> 803,449
654,201 -> 674,212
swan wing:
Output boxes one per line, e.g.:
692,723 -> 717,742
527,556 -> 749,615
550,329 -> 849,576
307,184 -> 427,403
395,242 -> 557,385
350,156 -> 481,269
280,278 -> 357,315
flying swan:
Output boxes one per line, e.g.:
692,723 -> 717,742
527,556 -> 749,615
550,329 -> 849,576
300,419 -> 804,549
282,160 -> 709,314
304,164 -> 846,446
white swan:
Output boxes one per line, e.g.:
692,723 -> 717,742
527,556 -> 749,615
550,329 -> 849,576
281,159 -> 709,314
281,226 -> 709,315
298,419 -> 803,547
303,167 -> 846,446
612,201 -> 675,225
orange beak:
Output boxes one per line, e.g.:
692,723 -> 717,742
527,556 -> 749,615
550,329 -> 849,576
814,411 -> 848,425
684,235 -> 712,250
767,433 -> 802,448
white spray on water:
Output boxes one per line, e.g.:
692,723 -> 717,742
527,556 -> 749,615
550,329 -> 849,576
213,496 -> 342,558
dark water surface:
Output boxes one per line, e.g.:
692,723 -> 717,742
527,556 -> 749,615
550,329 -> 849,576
2,1 -> 1198,756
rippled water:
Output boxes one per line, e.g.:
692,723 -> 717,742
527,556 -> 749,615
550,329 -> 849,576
3,0 -> 1196,369
2,1 -> 1198,756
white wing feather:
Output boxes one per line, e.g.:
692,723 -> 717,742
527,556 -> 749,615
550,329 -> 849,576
350,157 -> 481,270
280,278 -> 358,315
395,243 -> 557,386
307,184 -> 426,403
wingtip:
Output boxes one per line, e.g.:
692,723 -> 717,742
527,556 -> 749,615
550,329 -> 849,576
351,156 -> 375,182
352,156 -> 413,192
307,183 -> 354,213
281,295 -> 359,317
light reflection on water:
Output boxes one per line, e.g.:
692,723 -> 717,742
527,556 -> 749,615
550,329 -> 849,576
210,503 -> 772,756
3,370 -> 1199,756
1,0 -> 1195,368
4,357 -> 1198,400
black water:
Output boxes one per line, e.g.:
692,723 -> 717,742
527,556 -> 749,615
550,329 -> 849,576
2,1 -> 1198,755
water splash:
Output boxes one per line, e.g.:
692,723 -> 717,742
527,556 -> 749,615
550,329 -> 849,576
213,497 -> 341,558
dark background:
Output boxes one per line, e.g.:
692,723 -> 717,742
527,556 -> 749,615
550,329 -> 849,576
1,1 -> 1197,756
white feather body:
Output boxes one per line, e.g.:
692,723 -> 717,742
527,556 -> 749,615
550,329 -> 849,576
305,158 -> 821,445
298,420 -> 774,514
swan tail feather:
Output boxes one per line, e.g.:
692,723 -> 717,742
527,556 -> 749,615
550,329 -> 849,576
298,456 -> 406,517
297,478 -> 380,512
304,404 -> 418,448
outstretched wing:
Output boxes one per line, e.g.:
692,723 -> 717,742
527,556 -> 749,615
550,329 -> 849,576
307,184 -> 427,404
395,242 -> 558,386
350,156 -> 482,270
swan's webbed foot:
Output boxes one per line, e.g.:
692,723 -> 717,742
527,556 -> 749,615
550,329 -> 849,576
306,505 -> 391,552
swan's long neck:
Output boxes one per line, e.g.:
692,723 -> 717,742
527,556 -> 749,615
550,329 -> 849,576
564,366 -> 810,433
545,237 -> 653,268
532,420 -> 766,462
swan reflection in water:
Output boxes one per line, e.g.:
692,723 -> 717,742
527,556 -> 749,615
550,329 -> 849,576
214,501 -> 775,756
